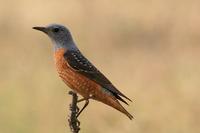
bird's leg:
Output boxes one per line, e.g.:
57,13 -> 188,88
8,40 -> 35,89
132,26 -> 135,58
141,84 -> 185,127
76,99 -> 89,118
76,95 -> 93,118
77,97 -> 89,103
77,94 -> 93,103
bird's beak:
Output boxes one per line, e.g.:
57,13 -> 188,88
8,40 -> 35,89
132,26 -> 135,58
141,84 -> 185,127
33,26 -> 48,33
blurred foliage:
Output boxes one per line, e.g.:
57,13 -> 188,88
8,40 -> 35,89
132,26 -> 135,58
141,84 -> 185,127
0,0 -> 200,133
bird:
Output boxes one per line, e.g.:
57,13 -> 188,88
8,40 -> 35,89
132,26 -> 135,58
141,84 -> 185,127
33,24 -> 133,120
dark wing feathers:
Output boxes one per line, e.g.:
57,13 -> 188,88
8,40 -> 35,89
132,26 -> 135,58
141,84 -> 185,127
64,50 -> 132,104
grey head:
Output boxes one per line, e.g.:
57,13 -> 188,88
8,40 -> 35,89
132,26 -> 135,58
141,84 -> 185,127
33,24 -> 77,50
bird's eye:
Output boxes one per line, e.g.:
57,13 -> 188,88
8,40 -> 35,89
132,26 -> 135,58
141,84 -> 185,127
52,28 -> 59,33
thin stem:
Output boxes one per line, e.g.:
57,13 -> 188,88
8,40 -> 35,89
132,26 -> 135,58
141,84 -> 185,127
68,91 -> 80,133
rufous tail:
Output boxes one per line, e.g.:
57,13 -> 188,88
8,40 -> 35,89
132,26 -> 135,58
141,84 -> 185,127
98,95 -> 133,120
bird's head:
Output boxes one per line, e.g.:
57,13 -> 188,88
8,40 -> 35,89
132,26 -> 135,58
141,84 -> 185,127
33,24 -> 76,50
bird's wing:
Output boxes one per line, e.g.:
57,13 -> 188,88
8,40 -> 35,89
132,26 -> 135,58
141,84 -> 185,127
64,50 -> 132,104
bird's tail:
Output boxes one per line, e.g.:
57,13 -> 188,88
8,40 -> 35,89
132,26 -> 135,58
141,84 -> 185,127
110,99 -> 133,120
97,93 -> 133,120
125,109 -> 134,120
116,102 -> 133,120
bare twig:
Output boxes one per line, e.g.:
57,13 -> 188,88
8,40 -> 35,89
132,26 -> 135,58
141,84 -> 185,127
68,91 -> 80,133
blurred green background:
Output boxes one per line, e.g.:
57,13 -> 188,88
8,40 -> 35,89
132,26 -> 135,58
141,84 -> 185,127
0,0 -> 200,133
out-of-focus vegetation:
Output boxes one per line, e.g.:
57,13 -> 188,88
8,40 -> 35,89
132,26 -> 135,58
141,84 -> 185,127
0,0 -> 200,133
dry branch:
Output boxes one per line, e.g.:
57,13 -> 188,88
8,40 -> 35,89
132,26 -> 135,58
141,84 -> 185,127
68,91 -> 80,133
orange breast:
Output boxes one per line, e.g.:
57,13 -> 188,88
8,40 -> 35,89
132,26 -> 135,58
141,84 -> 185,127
54,48 -> 102,98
